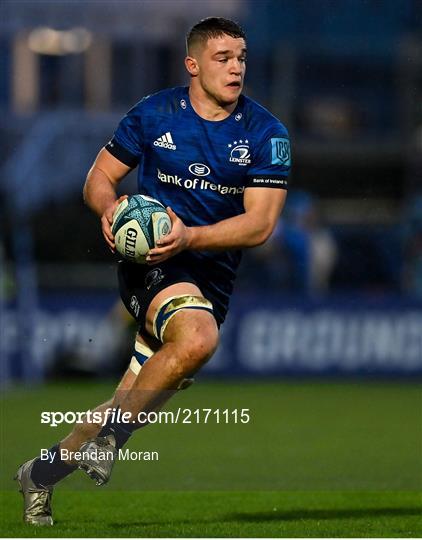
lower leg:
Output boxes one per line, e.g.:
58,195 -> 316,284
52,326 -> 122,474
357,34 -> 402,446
97,310 -> 218,450
29,398 -> 115,487
29,365 -> 136,488
59,398 -> 114,461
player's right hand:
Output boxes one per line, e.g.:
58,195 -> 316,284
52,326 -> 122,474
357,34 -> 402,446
101,195 -> 128,251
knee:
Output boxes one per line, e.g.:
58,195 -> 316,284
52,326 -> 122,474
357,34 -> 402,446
71,415 -> 102,439
185,328 -> 219,365
70,400 -> 113,439
170,324 -> 219,375
70,422 -> 92,443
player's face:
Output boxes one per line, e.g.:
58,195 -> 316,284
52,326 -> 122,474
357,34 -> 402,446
196,35 -> 246,106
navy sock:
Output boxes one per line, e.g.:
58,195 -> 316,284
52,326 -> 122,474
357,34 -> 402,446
30,444 -> 77,488
97,407 -> 136,450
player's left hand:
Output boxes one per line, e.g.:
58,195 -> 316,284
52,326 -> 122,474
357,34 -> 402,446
146,207 -> 193,264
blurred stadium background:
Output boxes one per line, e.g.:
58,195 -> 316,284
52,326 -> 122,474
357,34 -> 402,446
1,1 -> 421,536
1,0 -> 421,381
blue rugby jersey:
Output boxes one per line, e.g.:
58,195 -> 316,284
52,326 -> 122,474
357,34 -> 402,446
105,86 -> 291,310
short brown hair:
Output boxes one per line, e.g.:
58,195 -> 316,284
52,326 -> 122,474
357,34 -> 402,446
186,17 -> 246,54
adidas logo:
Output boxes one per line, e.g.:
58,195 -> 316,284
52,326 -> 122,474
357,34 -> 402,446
153,132 -> 176,150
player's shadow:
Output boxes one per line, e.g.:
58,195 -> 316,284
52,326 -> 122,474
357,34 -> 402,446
108,506 -> 421,529
226,507 -> 422,523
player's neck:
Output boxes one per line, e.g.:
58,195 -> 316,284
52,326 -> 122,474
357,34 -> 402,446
188,86 -> 237,121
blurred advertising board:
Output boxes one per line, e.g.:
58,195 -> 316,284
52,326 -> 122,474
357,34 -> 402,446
2,293 -> 421,382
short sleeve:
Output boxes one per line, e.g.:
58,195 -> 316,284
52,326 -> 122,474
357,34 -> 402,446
246,125 -> 291,189
105,101 -> 145,168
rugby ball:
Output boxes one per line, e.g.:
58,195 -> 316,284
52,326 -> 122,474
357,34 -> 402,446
111,194 -> 171,264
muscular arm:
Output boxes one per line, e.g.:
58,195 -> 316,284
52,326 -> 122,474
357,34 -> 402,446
189,187 -> 286,249
83,148 -> 132,247
148,187 -> 287,263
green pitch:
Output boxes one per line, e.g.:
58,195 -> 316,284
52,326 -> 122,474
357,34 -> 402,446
1,379 -> 421,537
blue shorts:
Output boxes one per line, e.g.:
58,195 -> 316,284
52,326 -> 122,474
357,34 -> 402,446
117,253 -> 230,335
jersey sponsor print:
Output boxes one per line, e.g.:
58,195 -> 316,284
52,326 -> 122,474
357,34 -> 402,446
105,87 -> 291,319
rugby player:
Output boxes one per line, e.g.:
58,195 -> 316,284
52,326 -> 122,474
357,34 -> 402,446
16,17 -> 291,525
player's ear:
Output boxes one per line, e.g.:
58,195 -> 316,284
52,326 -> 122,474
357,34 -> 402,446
185,56 -> 199,76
